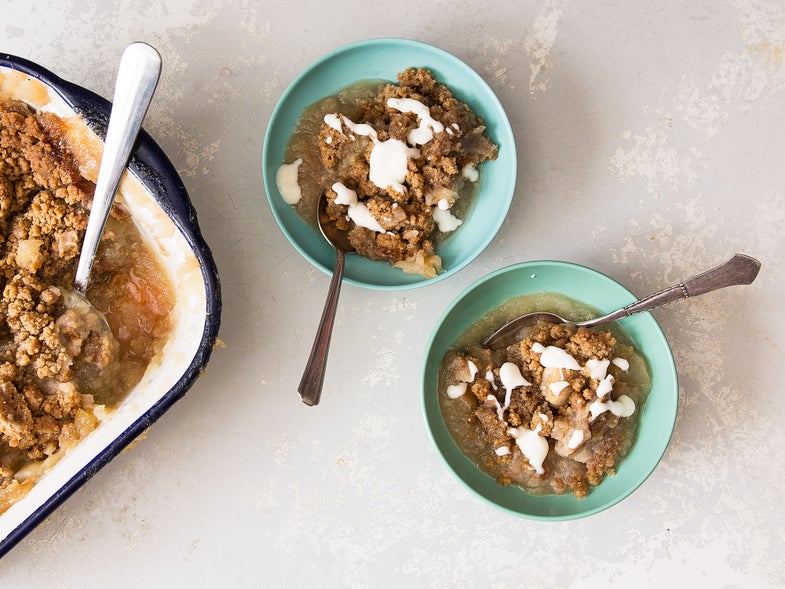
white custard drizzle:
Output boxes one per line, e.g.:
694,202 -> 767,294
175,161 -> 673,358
500,362 -> 531,390
369,138 -> 420,194
585,358 -> 610,380
589,395 -> 635,421
275,158 -> 303,205
485,370 -> 498,391
447,382 -> 468,399
323,113 -> 343,132
531,342 -> 582,371
461,163 -> 479,182
332,182 -> 385,233
613,357 -> 630,372
492,362 -> 531,421
596,374 -> 615,399
323,113 -> 419,195
447,358 -> 479,400
495,446 -> 511,457
386,97 -> 445,146
324,113 -> 377,139
508,425 -> 548,475
467,360 -> 479,381
527,342 -> 637,424
432,206 -> 463,232
344,118 -> 378,138
567,429 -> 585,450
548,381 -> 569,396
486,394 -> 504,418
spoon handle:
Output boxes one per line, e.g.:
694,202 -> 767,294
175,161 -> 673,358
298,251 -> 346,406
74,42 -> 161,293
580,253 -> 761,328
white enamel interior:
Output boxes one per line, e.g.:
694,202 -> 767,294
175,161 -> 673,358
0,66 -> 208,541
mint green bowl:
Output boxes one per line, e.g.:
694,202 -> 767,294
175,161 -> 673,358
262,38 -> 516,290
422,261 -> 678,520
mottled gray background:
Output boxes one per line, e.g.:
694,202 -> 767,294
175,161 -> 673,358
1,0 -> 783,587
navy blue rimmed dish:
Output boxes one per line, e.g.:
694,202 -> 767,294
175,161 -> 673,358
0,53 -> 221,557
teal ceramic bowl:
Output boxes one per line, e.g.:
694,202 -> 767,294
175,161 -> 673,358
262,38 -> 516,290
422,261 -> 678,520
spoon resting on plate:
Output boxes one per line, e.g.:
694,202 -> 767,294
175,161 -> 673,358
298,190 -> 357,406
482,253 -> 761,349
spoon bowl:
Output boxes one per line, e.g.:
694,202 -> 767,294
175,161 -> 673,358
298,191 -> 356,406
483,253 -> 761,348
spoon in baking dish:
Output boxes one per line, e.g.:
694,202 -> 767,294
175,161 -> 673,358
298,190 -> 357,406
482,253 -> 761,349
65,43 -> 161,335
74,42 -> 161,293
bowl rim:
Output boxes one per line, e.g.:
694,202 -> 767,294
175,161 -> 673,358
0,52 -> 222,556
261,36 -> 517,290
421,259 -> 679,520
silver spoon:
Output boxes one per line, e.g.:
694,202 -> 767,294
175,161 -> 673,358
298,191 -> 357,406
482,253 -> 761,348
74,42 -> 162,293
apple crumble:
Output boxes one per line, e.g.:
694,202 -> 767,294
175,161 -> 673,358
438,293 -> 651,498
0,100 -> 174,513
277,68 -> 498,278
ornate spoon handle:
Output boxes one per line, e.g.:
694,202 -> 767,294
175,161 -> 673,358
298,250 -> 346,406
579,253 -> 761,328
